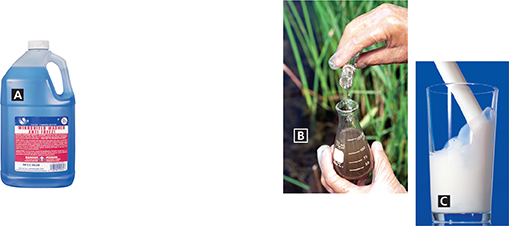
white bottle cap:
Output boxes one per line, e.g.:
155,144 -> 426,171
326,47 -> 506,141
28,40 -> 49,50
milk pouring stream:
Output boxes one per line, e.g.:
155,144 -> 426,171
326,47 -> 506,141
1,41 -> 75,187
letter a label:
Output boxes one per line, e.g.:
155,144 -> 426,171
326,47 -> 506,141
12,89 -> 23,101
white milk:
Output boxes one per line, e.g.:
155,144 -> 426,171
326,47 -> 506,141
430,107 -> 495,213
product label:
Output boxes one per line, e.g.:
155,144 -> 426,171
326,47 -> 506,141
14,116 -> 68,172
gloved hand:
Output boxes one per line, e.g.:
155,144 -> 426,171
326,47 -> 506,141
317,141 -> 407,193
329,3 -> 408,69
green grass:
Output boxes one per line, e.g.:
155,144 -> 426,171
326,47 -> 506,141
284,0 -> 408,190
283,174 -> 310,191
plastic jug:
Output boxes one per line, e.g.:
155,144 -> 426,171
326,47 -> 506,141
1,40 -> 75,187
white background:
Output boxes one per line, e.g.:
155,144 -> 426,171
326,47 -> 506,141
0,0 -> 507,225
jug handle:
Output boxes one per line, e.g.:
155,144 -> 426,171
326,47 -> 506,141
48,53 -> 73,97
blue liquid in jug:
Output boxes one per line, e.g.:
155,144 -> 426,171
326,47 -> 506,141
1,66 -> 75,188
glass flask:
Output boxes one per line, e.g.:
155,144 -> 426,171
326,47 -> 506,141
333,99 -> 374,180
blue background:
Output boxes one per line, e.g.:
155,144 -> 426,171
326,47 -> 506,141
416,62 -> 509,225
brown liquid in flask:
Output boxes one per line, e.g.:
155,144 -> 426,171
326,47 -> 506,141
333,99 -> 374,180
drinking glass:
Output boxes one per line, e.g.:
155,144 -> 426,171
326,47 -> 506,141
427,83 -> 498,223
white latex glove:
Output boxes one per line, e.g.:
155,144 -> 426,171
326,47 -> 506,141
317,141 -> 407,194
329,3 -> 408,70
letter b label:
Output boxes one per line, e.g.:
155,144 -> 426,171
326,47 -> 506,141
293,128 -> 308,143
